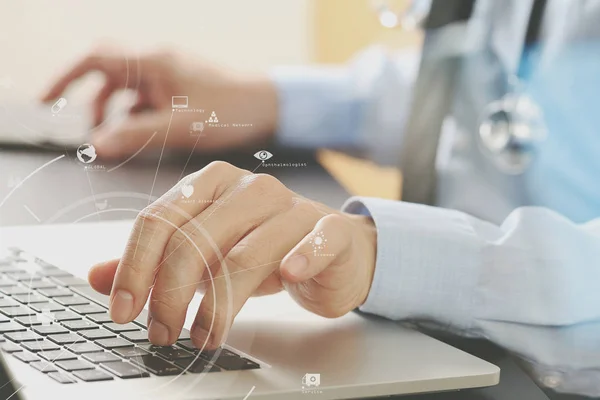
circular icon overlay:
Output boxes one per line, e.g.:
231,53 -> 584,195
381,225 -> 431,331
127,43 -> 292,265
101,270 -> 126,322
76,143 -> 97,164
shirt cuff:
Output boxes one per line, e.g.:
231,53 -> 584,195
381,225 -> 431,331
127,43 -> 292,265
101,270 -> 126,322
342,196 -> 482,332
269,66 -> 366,149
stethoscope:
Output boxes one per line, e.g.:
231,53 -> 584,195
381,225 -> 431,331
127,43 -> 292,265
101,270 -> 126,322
371,0 -> 549,174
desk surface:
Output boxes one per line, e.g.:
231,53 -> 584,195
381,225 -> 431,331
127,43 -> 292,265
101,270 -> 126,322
0,147 -> 573,400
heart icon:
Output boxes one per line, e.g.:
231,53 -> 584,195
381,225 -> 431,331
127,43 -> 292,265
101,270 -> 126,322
181,184 -> 194,199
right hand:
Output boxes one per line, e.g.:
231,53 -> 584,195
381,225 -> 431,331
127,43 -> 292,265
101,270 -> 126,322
41,47 -> 279,158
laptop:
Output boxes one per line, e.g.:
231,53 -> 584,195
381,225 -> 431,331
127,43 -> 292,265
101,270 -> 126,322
0,216 -> 499,400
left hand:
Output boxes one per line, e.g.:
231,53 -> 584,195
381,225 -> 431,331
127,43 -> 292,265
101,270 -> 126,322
88,161 -> 377,349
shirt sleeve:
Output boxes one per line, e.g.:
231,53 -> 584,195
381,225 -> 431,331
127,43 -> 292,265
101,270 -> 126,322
342,196 -> 600,398
269,46 -> 420,166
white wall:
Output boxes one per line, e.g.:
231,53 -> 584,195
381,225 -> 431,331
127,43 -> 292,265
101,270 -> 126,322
0,0 -> 312,99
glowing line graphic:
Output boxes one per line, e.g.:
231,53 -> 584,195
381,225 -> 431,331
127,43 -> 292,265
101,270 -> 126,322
243,386 -> 256,400
23,205 -> 41,222
0,154 -> 65,209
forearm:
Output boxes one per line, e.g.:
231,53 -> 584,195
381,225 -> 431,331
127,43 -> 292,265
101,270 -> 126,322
343,197 -> 600,397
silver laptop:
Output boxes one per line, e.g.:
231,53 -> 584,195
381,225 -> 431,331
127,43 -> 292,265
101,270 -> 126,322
0,220 -> 499,400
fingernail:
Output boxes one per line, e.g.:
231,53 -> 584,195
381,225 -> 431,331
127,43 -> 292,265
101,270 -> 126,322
191,325 -> 213,349
148,319 -> 170,345
284,255 -> 308,278
110,289 -> 133,323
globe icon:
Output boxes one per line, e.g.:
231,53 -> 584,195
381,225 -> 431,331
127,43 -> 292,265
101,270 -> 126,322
76,144 -> 97,164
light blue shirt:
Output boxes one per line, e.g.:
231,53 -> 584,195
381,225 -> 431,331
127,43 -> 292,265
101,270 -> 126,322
270,0 -> 600,397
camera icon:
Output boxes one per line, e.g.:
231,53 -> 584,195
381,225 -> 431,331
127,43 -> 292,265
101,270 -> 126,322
302,373 -> 321,388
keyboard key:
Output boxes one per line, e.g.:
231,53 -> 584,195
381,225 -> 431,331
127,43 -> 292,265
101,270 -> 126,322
34,258 -> 59,270
48,333 -> 86,345
62,319 -> 97,331
12,294 -> 48,304
48,371 -> 77,384
54,296 -> 89,307
22,340 -> 60,352
78,328 -> 117,340
14,316 -> 41,326
35,269 -> 73,278
79,328 -> 116,340
5,330 -> 42,342
130,354 -> 182,376
178,329 -> 191,340
113,347 -> 149,358
49,310 -> 81,322
0,298 -> 19,307
21,280 -> 57,290
56,359 -> 95,371
82,351 -> 121,364
69,342 -> 103,354
30,360 -> 59,373
0,322 -> 26,333
39,350 -> 77,361
104,322 -> 140,333
5,271 -> 40,281
71,304 -> 106,315
73,369 -> 114,382
0,275 -> 19,285
0,286 -> 31,296
198,348 -> 239,360
1,341 -> 22,353
50,276 -> 89,287
120,330 -> 150,343
33,324 -> 69,335
0,306 -> 35,317
29,303 -> 65,313
176,340 -> 200,353
214,356 -> 260,371
100,361 -> 150,379
97,338 -> 134,349
37,287 -> 72,298
13,351 -> 40,363
174,357 -> 220,373
0,314 -> 8,323
86,313 -> 113,324
152,345 -> 193,361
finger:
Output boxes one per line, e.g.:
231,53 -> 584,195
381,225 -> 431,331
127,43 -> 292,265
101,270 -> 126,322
90,111 -> 170,158
128,90 -> 151,115
281,214 -> 352,283
88,258 -> 119,295
42,53 -> 132,102
108,162 -> 245,324
148,174 -> 292,345
191,202 -> 317,350
92,81 -> 116,127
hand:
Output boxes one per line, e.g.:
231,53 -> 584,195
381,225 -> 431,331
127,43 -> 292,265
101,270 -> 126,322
88,161 -> 377,349
41,47 -> 278,158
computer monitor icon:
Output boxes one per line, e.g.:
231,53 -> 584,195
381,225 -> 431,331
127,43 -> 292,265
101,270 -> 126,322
172,96 -> 189,109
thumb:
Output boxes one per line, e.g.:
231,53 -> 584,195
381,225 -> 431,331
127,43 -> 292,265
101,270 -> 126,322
280,214 -> 351,283
88,258 -> 119,295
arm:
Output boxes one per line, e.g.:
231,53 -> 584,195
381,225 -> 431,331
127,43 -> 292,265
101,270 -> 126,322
343,197 -> 600,397
270,46 -> 420,165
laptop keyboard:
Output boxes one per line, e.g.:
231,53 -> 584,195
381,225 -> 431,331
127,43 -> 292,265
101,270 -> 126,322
0,248 -> 260,384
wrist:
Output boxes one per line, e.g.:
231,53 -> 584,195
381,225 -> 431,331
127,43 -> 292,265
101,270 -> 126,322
232,74 -> 279,139
348,214 -> 377,307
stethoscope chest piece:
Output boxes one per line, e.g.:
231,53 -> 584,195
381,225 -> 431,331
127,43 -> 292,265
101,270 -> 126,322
479,92 -> 547,175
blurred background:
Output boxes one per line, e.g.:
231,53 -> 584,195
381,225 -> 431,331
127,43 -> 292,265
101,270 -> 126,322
0,0 -> 420,199
0,0 -> 421,97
